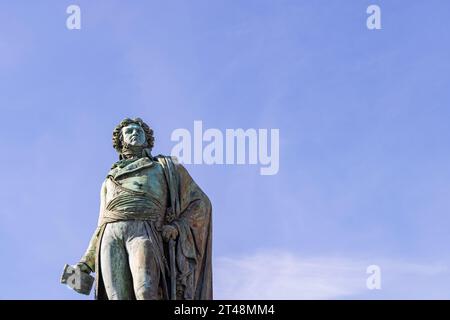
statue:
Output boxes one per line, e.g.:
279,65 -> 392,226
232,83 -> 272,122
62,118 -> 213,300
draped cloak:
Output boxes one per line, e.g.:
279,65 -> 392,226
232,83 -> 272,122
79,154 -> 213,300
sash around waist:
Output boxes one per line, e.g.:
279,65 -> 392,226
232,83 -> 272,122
101,209 -> 164,226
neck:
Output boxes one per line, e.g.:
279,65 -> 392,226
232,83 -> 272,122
121,144 -> 146,160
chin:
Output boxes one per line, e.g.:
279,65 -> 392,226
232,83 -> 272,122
131,143 -> 144,147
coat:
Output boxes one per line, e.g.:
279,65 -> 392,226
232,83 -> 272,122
79,154 -> 212,300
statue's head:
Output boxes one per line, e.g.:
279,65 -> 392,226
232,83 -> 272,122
112,118 -> 154,154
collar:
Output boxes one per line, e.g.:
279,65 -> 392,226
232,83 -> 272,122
108,157 -> 155,180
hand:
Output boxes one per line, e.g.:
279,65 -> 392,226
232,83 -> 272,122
76,262 -> 93,274
162,224 -> 178,242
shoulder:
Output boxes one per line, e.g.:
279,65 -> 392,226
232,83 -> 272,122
154,154 -> 187,171
154,155 -> 194,183
107,161 -> 122,177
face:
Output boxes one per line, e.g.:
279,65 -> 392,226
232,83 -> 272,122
121,123 -> 146,147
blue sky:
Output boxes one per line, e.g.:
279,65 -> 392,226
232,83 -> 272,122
1,0 -> 450,299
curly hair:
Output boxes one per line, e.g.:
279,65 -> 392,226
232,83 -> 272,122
112,118 -> 154,153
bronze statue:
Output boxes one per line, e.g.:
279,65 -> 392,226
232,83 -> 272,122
62,118 -> 212,300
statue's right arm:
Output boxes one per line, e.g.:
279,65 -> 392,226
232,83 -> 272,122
78,180 -> 107,273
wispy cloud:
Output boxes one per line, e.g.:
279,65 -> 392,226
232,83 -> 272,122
213,251 -> 449,299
